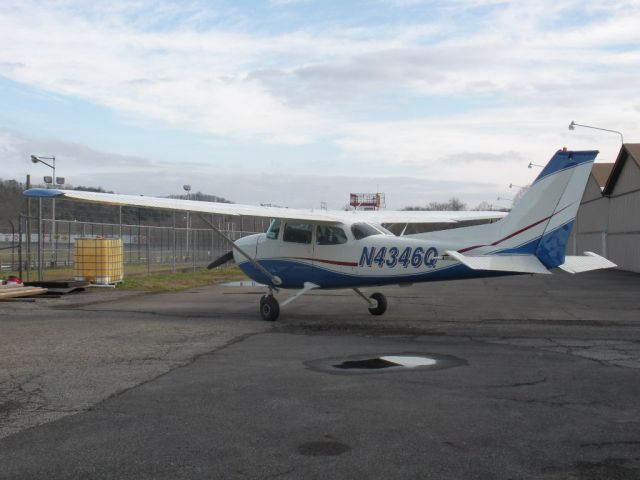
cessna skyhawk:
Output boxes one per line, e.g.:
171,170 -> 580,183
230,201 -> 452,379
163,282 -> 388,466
25,149 -> 615,321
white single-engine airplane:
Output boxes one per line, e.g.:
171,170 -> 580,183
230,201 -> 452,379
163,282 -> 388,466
25,149 -> 616,321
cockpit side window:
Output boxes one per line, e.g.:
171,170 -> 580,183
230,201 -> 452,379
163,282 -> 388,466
350,223 -> 381,240
266,219 -> 281,240
316,225 -> 348,245
283,223 -> 313,244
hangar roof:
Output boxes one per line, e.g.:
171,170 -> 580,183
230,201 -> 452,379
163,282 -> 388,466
591,163 -> 614,188
603,144 -> 640,195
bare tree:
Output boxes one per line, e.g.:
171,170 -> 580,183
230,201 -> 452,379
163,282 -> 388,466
511,184 -> 530,207
403,197 -> 467,211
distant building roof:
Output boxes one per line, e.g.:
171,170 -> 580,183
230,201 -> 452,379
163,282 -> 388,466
591,162 -> 614,188
603,144 -> 640,195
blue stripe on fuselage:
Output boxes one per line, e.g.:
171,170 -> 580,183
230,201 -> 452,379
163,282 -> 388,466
238,259 -> 516,289
487,219 -> 575,268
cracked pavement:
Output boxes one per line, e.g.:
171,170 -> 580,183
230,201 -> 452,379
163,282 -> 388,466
0,287 -> 271,439
1,269 -> 640,479
480,337 -> 640,369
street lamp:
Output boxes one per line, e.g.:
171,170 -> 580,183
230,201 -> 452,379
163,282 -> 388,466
569,121 -> 624,144
497,196 -> 513,202
31,155 -> 56,184
31,154 -> 62,267
509,183 -> 525,189
528,162 -> 544,169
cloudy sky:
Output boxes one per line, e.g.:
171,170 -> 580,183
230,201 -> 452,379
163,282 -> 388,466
1,0 -> 638,209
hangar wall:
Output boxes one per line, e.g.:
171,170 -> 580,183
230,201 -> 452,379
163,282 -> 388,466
569,144 -> 640,273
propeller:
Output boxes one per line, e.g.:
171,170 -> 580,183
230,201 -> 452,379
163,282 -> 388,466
207,251 -> 234,270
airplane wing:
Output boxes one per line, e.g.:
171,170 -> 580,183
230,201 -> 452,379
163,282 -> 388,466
23,188 -> 506,225
331,209 -> 507,224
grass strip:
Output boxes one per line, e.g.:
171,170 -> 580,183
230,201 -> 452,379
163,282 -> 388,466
117,266 -> 247,292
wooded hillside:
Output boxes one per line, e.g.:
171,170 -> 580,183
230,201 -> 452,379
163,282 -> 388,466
0,178 -> 233,230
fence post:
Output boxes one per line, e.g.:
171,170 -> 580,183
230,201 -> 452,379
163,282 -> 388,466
172,212 -> 176,273
147,226 -> 151,274
9,220 -> 15,272
38,198 -> 43,281
158,227 -> 165,268
192,227 -> 196,271
214,213 -> 218,261
26,175 -> 32,282
67,221 -> 72,266
18,215 -> 23,280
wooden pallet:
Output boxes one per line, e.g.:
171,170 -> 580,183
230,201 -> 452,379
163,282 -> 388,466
0,285 -> 48,300
25,280 -> 90,294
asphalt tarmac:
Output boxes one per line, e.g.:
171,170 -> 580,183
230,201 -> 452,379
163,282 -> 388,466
1,270 -> 640,479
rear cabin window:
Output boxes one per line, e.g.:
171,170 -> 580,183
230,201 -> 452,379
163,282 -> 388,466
266,219 -> 281,239
316,225 -> 348,245
350,223 -> 381,240
283,223 -> 313,244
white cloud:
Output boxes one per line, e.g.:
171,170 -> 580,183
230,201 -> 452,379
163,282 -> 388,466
0,0 -> 638,202
0,128 -> 504,208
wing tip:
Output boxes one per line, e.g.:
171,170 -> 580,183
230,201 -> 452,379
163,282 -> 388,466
23,188 -> 65,198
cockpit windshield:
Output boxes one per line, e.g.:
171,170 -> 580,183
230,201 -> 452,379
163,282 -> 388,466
351,222 -> 385,240
266,219 -> 281,239
371,224 -> 394,235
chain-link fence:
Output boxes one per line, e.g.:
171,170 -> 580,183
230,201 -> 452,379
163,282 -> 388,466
1,215 -> 266,281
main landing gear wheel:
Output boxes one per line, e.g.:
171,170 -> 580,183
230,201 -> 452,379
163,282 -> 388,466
368,292 -> 387,316
260,295 -> 280,322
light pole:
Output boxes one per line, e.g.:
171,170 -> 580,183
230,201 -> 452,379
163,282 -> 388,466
509,183 -> 525,189
183,185 -> 191,259
528,162 -> 544,169
568,121 -> 624,144
31,155 -> 63,267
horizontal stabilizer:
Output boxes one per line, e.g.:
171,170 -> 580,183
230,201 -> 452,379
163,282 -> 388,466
446,250 -> 551,275
558,252 -> 617,274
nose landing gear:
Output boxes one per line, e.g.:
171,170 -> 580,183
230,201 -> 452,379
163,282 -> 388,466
367,292 -> 388,316
260,294 -> 280,322
353,288 -> 388,316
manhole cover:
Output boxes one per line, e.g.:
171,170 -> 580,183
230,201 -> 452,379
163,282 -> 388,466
306,352 -> 466,375
298,441 -> 351,457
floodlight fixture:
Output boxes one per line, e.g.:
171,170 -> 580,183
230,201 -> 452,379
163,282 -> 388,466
568,121 -> 623,144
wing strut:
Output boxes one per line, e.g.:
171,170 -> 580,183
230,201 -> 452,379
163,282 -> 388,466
280,282 -> 320,307
196,213 -> 282,287
353,288 -> 377,308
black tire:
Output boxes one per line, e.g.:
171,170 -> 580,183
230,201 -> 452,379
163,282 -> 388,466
260,295 -> 280,322
368,292 -> 387,316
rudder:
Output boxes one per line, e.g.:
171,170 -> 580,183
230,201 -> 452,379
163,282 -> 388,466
490,150 -> 598,262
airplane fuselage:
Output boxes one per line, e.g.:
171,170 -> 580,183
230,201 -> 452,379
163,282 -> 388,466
234,220 -> 486,289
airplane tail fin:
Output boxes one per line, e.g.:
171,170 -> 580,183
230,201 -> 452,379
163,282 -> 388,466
485,149 -> 598,268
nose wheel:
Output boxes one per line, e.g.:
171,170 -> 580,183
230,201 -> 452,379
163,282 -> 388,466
260,294 -> 280,322
353,288 -> 388,316
367,292 -> 387,316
